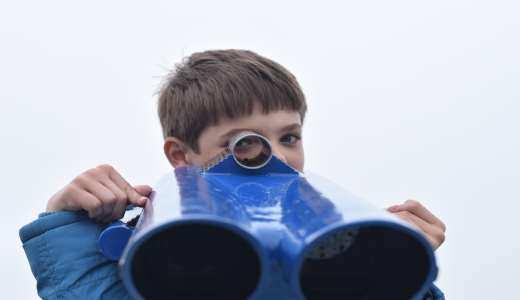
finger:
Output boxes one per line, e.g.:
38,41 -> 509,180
98,176 -> 127,202
391,199 -> 446,231
134,185 -> 153,197
106,167 -> 147,206
102,179 -> 130,220
72,188 -> 104,219
394,212 -> 437,248
97,177 -> 129,220
110,197 -> 128,220
100,181 -> 150,220
395,211 -> 443,249
396,211 -> 434,234
77,175 -> 118,221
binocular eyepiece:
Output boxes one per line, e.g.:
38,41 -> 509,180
229,131 -> 273,170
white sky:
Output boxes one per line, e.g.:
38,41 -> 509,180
1,0 -> 519,298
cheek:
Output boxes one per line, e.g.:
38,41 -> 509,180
197,148 -> 228,167
186,148 -> 218,167
185,152 -> 203,166
287,148 -> 304,172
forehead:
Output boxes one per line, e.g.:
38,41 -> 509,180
198,108 -> 302,145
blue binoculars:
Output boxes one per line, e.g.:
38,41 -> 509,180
98,132 -> 438,299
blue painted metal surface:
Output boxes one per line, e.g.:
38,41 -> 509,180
99,154 -> 438,299
98,220 -> 133,261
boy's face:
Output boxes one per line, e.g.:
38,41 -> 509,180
182,105 -> 304,172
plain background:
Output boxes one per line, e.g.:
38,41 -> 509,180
1,0 -> 519,298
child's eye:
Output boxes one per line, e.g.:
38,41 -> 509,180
280,133 -> 301,146
236,138 -> 253,149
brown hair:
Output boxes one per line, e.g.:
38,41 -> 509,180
157,49 -> 307,153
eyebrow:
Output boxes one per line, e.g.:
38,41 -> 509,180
278,123 -> 302,133
219,123 -> 302,141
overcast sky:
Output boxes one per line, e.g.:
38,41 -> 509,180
1,0 -> 519,298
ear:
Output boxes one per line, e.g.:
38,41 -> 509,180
164,137 -> 190,168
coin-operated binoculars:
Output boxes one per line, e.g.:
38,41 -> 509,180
98,132 -> 438,300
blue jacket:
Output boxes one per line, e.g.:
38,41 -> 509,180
20,211 -> 445,299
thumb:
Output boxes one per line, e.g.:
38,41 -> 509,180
126,185 -> 152,207
134,185 -> 153,197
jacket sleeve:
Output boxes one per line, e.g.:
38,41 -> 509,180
19,211 -> 130,300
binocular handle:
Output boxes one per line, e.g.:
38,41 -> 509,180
98,205 -> 142,261
98,220 -> 134,261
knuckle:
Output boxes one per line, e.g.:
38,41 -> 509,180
72,175 -> 87,186
96,164 -> 114,173
104,195 -> 117,204
435,230 -> 446,243
63,183 -> 79,195
113,188 -> 127,200
439,234 -> 446,244
124,185 -> 136,197
439,221 -> 447,232
85,168 -> 102,178
91,201 -> 103,211
406,199 -> 421,208
113,191 -> 126,202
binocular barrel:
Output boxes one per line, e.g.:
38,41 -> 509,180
98,133 -> 438,299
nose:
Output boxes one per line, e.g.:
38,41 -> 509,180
271,144 -> 288,164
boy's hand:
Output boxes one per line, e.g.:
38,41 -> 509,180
387,199 -> 446,250
46,164 -> 152,223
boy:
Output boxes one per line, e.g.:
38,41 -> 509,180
20,49 -> 446,299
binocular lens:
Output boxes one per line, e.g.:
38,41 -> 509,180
230,132 -> 272,169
